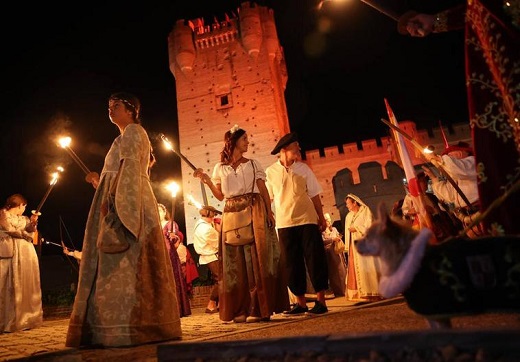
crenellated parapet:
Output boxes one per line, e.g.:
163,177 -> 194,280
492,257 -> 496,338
304,121 -> 471,224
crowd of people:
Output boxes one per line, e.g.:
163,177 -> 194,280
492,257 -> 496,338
2,2 -> 518,339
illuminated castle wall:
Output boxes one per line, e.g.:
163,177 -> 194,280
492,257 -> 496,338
169,2 -> 471,240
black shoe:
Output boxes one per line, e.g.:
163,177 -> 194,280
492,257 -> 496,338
306,301 -> 328,315
283,304 -> 308,315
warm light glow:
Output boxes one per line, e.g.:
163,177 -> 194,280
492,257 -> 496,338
57,136 -> 91,174
423,145 -> 435,154
159,132 -> 198,171
58,136 -> 72,148
161,134 -> 174,151
50,172 -> 59,185
49,166 -> 64,185
187,194 -> 203,210
34,167 -> 64,214
166,181 -> 180,198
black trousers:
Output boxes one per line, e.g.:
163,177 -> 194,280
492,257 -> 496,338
278,224 -> 329,296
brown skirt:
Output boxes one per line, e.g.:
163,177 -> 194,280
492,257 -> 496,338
217,193 -> 289,322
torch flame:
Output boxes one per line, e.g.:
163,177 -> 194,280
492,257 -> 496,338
423,145 -> 435,154
166,181 -> 180,198
187,194 -> 203,210
58,136 -> 72,148
50,172 -> 59,186
161,134 -> 173,151
49,166 -> 64,185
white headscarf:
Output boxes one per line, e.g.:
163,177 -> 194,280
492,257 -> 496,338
346,193 -> 367,208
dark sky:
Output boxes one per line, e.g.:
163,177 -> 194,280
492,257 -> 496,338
1,0 -> 466,251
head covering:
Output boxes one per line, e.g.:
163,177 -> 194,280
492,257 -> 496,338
346,193 -> 367,207
271,132 -> 298,155
199,205 -> 222,216
441,141 -> 473,156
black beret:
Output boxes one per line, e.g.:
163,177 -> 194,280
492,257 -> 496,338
270,132 -> 298,155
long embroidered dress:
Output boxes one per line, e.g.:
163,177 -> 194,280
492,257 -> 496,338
212,159 -> 289,322
66,124 -> 182,347
162,219 -> 191,317
0,210 -> 43,332
344,205 -> 382,302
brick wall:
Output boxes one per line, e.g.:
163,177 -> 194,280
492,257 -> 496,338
190,285 -> 213,309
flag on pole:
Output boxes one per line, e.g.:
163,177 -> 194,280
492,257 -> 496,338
384,99 -> 437,242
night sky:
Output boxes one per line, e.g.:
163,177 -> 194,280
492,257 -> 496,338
1,0 -> 466,252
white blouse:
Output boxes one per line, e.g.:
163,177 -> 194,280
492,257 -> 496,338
211,159 -> 266,198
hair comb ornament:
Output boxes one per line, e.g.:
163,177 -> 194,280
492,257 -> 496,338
230,124 -> 240,134
112,97 -> 137,111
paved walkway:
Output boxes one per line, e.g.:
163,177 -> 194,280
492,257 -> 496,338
2,296 -> 519,361
0,297 -> 395,361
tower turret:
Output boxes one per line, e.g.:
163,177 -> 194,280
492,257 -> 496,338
263,8 -> 280,59
239,2 -> 262,58
168,19 -> 196,75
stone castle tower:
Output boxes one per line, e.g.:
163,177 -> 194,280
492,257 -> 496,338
168,2 -> 291,241
168,2 -> 472,241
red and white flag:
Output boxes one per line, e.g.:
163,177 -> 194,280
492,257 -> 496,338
384,99 -> 437,242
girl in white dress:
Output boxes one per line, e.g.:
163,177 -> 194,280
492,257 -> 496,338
0,193 -> 43,333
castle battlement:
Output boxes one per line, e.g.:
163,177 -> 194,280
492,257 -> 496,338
191,18 -> 239,49
302,121 -> 471,223
304,121 -> 471,164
